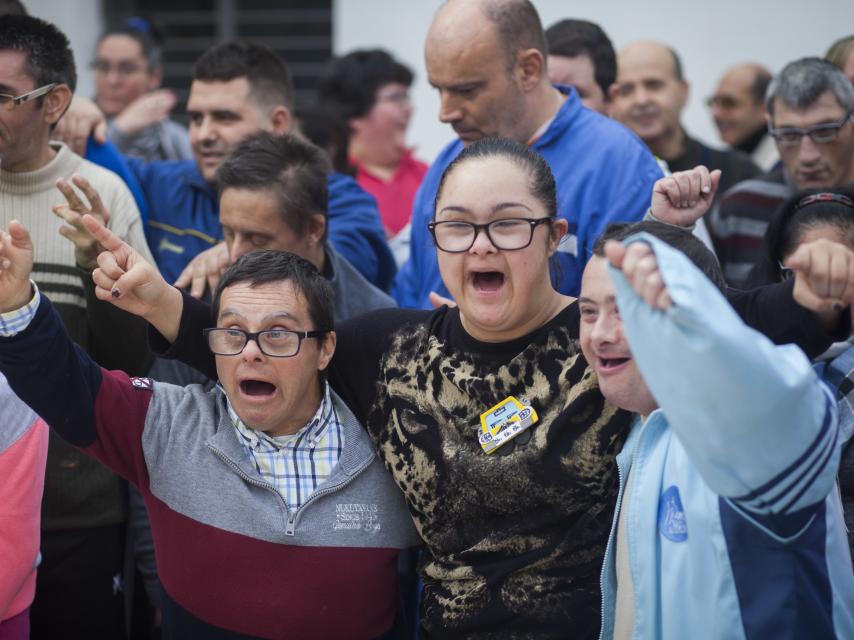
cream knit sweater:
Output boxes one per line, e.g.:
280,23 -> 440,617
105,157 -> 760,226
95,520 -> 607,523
0,142 -> 155,531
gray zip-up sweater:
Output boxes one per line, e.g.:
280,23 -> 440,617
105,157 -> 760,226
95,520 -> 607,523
0,295 -> 419,639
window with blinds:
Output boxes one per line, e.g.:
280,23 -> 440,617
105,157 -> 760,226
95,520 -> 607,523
102,0 -> 333,121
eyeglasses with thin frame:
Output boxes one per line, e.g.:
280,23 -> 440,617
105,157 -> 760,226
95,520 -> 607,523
769,109 -> 853,148
0,83 -> 57,112
427,216 -> 555,253
204,327 -> 327,358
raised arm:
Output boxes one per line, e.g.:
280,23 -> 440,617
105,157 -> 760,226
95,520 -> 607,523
79,214 -> 217,378
0,220 -> 98,447
52,175 -> 113,270
48,175 -> 155,373
81,214 -> 183,344
0,221 -> 160,487
608,235 -> 842,516
0,222 -> 36,313
726,239 -> 854,359
647,165 -> 721,228
147,289 -> 218,380
787,238 -> 854,322
110,89 -> 177,140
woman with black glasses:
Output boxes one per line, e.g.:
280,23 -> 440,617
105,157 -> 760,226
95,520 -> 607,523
330,138 -> 623,638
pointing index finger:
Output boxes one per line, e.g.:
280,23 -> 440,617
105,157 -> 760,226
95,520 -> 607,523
81,213 -> 125,253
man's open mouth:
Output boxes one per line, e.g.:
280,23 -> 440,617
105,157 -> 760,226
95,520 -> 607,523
239,380 -> 277,397
599,357 -> 630,371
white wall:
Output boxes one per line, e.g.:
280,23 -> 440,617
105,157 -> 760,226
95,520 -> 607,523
24,0 -> 103,99
334,0 -> 854,163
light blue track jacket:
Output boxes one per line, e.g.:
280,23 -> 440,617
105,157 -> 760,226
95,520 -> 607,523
599,234 -> 854,640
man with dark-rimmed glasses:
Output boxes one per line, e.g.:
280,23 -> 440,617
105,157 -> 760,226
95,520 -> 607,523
0,232 -> 419,638
710,57 -> 854,287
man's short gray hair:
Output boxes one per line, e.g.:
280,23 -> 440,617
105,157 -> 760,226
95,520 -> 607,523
483,0 -> 547,70
766,57 -> 854,119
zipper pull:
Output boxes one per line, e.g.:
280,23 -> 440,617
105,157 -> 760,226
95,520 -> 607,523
285,510 -> 296,536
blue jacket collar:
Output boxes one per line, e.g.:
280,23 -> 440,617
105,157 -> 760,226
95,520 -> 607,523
533,84 -> 582,148
179,160 -> 217,196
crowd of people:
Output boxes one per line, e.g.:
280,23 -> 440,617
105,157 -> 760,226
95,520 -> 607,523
1,0 -> 854,638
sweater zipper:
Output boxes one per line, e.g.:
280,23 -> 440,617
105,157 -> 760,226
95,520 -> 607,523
208,444 -> 292,528
208,443 -> 375,537
285,455 -> 374,535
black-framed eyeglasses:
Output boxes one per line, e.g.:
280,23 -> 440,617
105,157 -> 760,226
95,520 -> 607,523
0,83 -> 57,112
769,109 -> 853,148
778,261 -> 795,281
427,216 -> 554,253
204,327 -> 327,358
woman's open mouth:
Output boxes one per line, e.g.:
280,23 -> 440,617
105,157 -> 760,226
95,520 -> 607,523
471,271 -> 505,292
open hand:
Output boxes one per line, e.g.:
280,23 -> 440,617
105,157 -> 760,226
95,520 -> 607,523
650,166 -> 721,227
53,175 -> 112,270
604,240 -> 672,310
0,220 -> 35,313
173,241 -> 230,298
113,90 -> 177,137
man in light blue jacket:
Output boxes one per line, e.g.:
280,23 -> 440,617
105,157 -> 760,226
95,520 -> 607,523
578,221 -> 854,639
